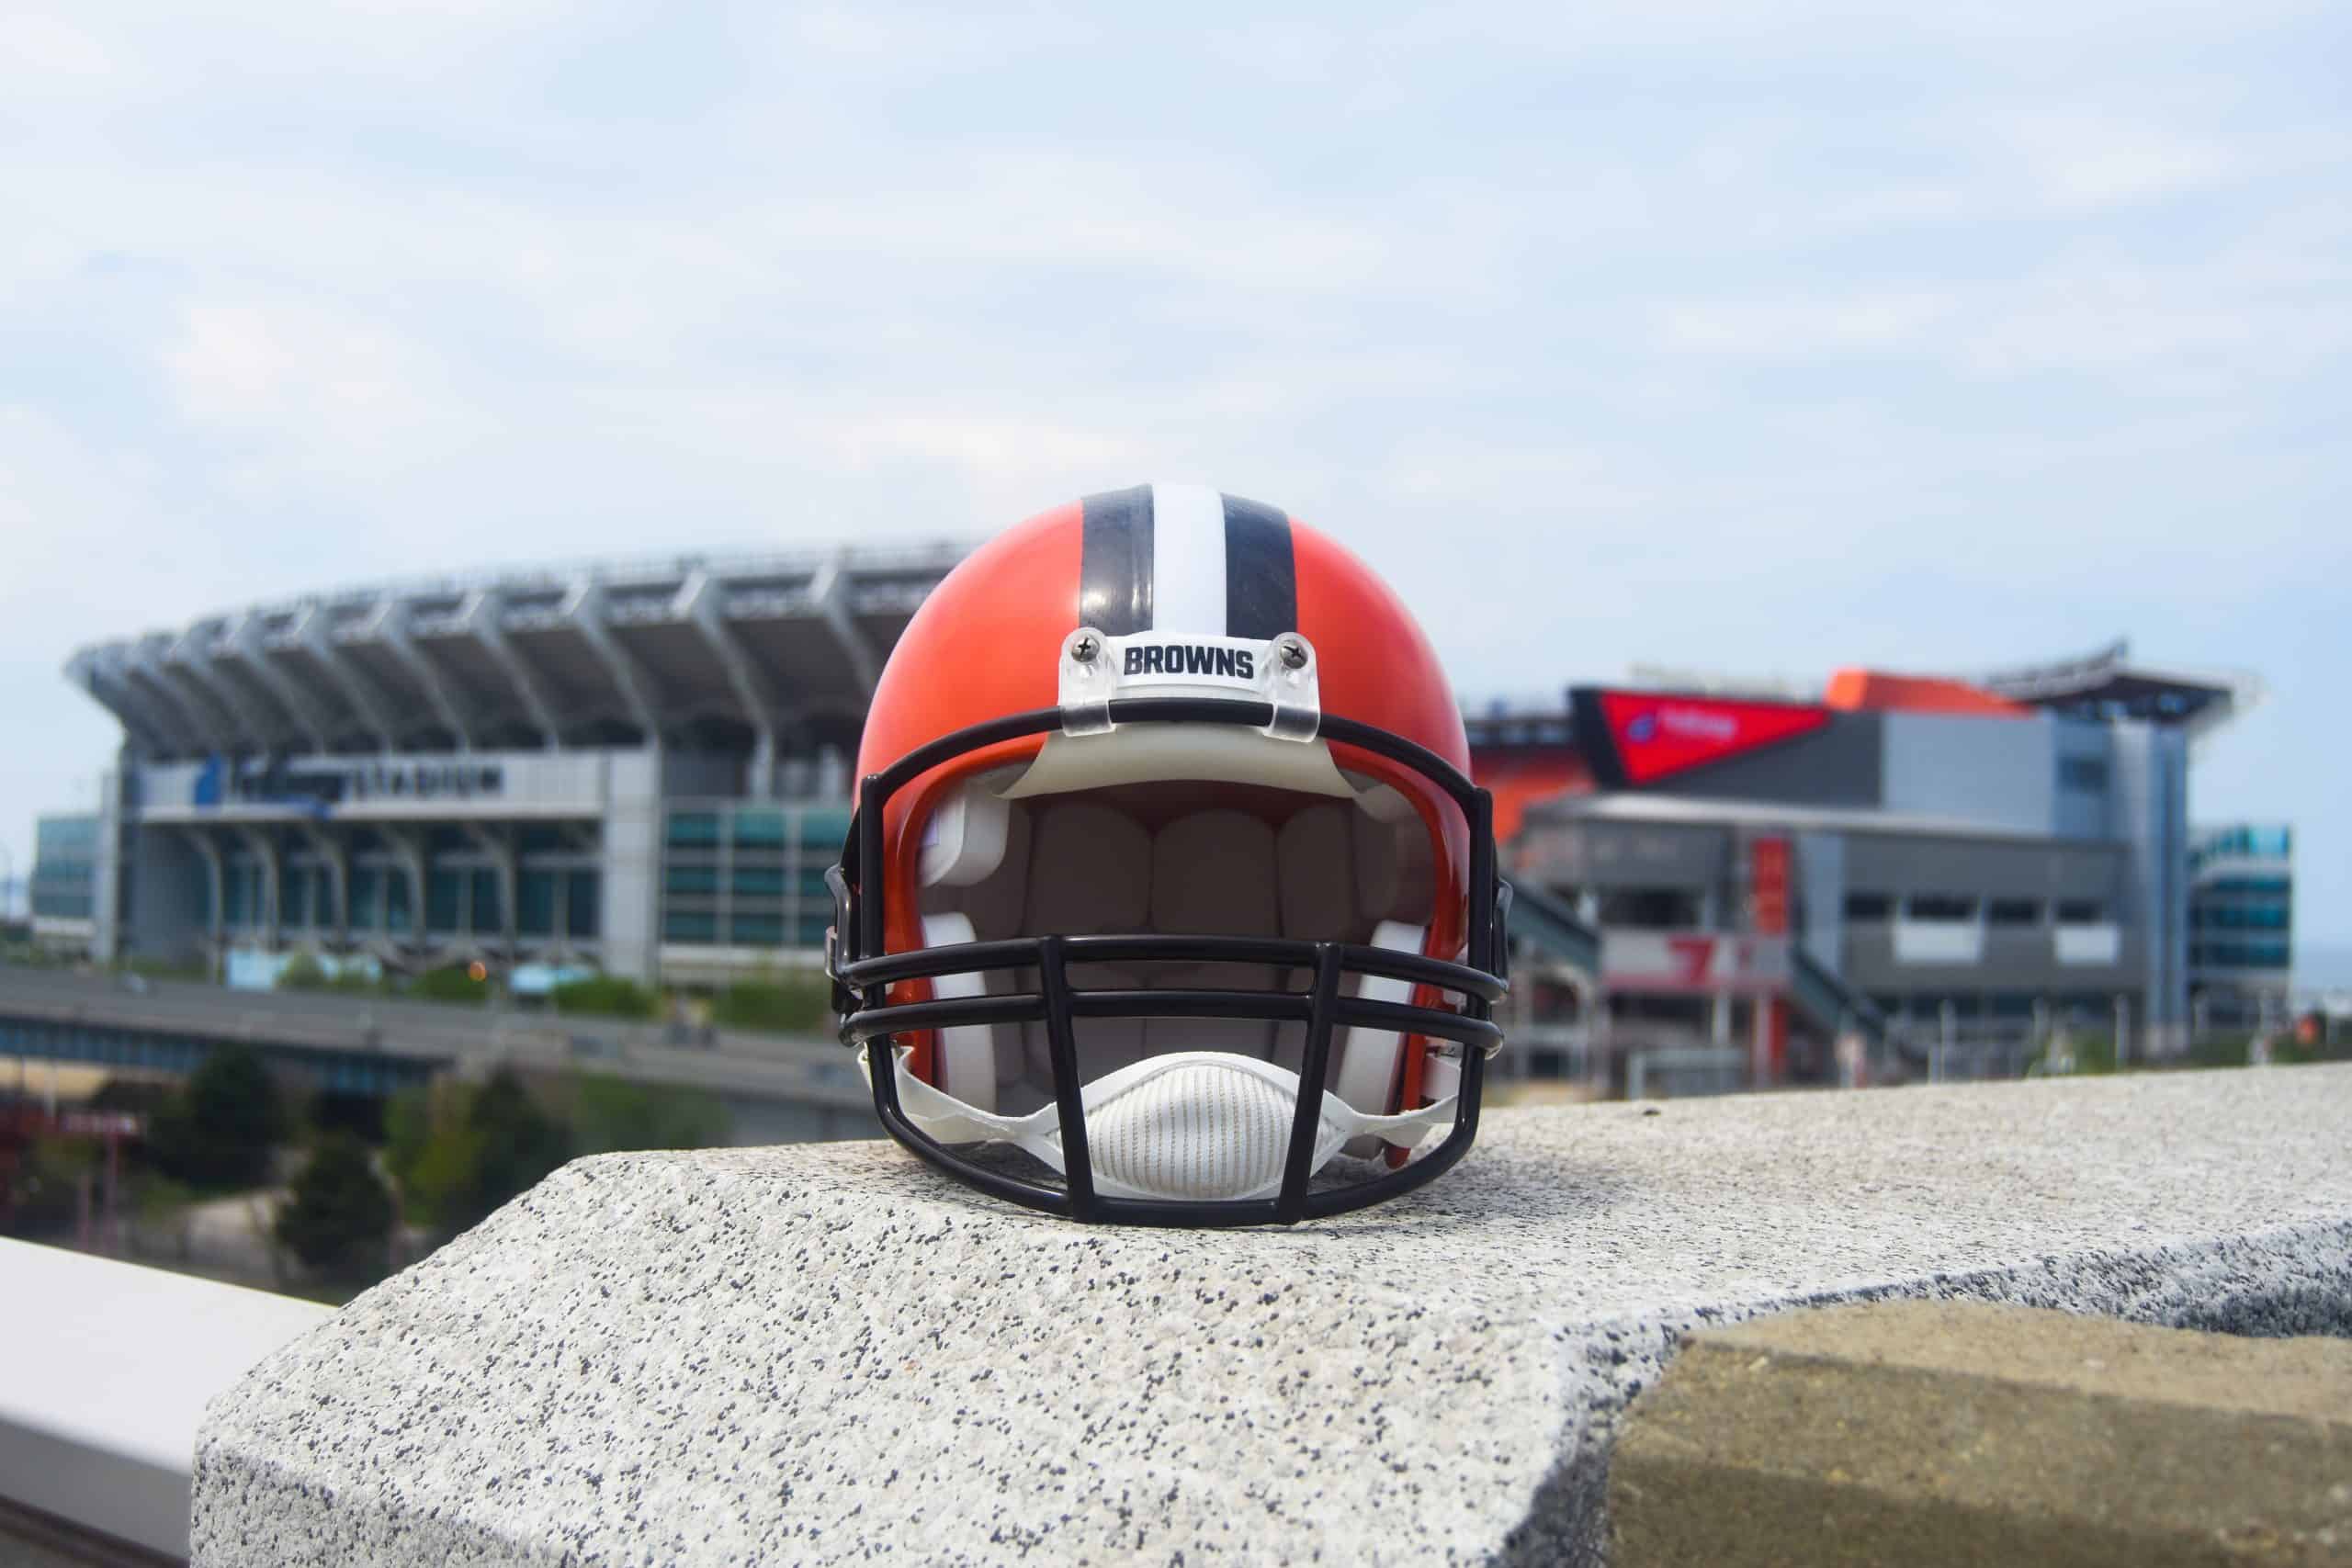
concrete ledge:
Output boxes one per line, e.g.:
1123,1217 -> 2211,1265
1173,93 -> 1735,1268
192,1066 -> 2352,1566
1610,1302 -> 2352,1566
0,1239 -> 330,1562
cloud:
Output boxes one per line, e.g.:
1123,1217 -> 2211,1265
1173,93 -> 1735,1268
0,0 -> 2347,944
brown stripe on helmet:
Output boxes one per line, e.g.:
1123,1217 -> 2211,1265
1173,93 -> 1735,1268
1220,493 -> 1296,639
1079,486 -> 1153,637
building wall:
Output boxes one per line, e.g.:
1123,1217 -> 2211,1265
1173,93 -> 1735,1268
93,772 -> 124,962
2110,721 -> 2191,1038
600,750 -> 664,983
1835,829 -> 2138,1007
28,813 -> 99,923
2187,824 -> 2293,1027
125,826 -> 210,964
1879,712 -> 2060,834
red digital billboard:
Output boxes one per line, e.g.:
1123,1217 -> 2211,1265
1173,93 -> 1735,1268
1584,691 -> 1831,785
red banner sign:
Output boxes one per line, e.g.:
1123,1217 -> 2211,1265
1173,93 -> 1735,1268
1596,693 -> 1830,785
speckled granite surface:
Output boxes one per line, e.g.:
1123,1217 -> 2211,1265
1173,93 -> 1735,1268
192,1066 -> 2352,1567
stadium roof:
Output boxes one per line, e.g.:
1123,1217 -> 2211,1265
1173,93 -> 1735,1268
66,544 -> 972,762
1976,638 -> 2260,741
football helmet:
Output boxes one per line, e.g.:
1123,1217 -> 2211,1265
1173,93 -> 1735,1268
828,484 -> 1509,1225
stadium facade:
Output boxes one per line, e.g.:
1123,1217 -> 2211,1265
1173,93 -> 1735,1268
33,544 -> 2279,1066
1476,643 -> 2269,1071
48,546 -> 965,984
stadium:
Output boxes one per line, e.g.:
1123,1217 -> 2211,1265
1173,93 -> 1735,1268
32,540 -> 2288,1083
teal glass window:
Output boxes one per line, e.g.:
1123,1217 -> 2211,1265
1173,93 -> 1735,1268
566,872 -> 599,938
797,808 -> 851,850
731,809 -> 787,848
350,866 -> 382,931
663,909 -> 718,942
728,912 -> 786,945
426,869 -> 465,933
731,864 -> 787,897
517,870 -> 558,936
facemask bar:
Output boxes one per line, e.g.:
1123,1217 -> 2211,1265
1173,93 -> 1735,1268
828,696 -> 1510,1228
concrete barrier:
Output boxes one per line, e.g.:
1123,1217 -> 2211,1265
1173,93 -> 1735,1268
192,1066 -> 2352,1565
1611,1301 -> 2352,1566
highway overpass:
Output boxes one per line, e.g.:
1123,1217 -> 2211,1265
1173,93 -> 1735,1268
0,967 -> 876,1144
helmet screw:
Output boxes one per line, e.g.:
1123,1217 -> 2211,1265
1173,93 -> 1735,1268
1277,637 -> 1308,670
1071,634 -> 1099,664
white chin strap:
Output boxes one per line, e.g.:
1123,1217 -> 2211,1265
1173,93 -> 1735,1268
871,1048 -> 1457,1202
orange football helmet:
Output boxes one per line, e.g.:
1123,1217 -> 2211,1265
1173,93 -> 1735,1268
828,485 -> 1508,1224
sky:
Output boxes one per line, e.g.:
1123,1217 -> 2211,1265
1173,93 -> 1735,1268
2,1 -> 2346,969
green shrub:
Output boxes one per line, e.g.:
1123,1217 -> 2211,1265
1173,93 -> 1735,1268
550,974 -> 661,1021
277,952 -> 330,991
2183,1033 -> 2253,1070
410,965 -> 492,1006
709,973 -> 831,1034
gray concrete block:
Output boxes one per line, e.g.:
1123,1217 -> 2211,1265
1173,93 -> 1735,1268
1611,1301 -> 2352,1566
193,1066 -> 2352,1566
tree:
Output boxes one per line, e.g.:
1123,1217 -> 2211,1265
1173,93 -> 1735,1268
457,1070 -> 571,1231
275,1134 -> 395,1282
388,1070 -> 571,1236
149,1043 -> 289,1190
567,1073 -> 730,1155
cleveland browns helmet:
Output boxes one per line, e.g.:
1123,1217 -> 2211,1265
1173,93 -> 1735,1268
827,484 -> 1509,1225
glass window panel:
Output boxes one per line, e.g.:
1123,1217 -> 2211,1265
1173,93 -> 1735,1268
2057,757 -> 2109,791
666,812 -> 721,849
1985,898 -> 2041,926
471,869 -> 501,932
1842,893 -> 1892,920
350,865 -> 381,931
2054,900 -> 2109,925
566,872 -> 600,938
732,809 -> 787,848
728,912 -> 786,945
426,869 -> 465,933
731,864 -> 787,897
517,870 -> 558,937
664,864 -> 718,896
663,909 -> 718,942
1903,894 -> 1977,921
797,808 -> 852,850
